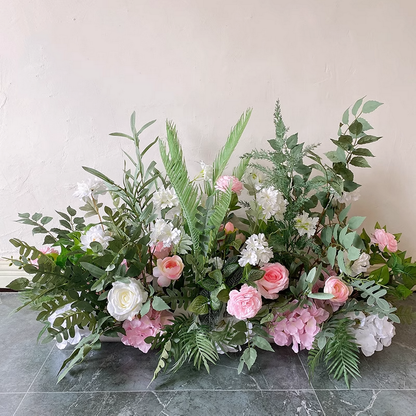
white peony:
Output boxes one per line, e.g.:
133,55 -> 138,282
81,225 -> 113,251
347,312 -> 396,357
239,233 -> 273,267
48,304 -> 90,349
152,186 -> 179,211
73,178 -> 107,202
351,253 -> 371,276
257,186 -> 288,220
149,219 -> 181,248
107,279 -> 148,321
294,211 -> 319,238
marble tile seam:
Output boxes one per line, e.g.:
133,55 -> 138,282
12,345 -> 55,416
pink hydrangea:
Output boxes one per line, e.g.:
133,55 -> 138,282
121,308 -> 174,353
371,229 -> 398,252
215,175 -> 243,196
227,284 -> 262,320
268,302 -> 329,353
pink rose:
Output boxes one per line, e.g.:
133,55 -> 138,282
227,284 -> 262,320
150,241 -> 172,259
153,255 -> 184,287
323,276 -> 352,306
371,229 -> 398,252
256,262 -> 289,300
215,175 -> 243,196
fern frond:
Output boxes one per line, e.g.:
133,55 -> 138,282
274,100 -> 288,140
159,122 -> 200,253
212,109 -> 252,183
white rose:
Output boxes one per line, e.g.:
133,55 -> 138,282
107,279 -> 148,321
351,253 -> 371,276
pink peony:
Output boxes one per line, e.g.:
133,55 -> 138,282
153,255 -> 184,287
121,308 -> 174,353
256,262 -> 289,300
371,229 -> 398,252
268,302 -> 329,353
215,175 -> 243,196
150,241 -> 172,259
227,284 -> 262,320
323,276 -> 352,307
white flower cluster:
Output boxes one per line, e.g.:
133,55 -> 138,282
150,218 -> 181,248
199,161 -> 213,181
257,186 -> 288,220
48,304 -> 90,349
81,225 -> 114,251
347,312 -> 396,357
332,189 -> 360,205
73,178 -> 107,202
152,186 -> 179,211
238,233 -> 273,267
294,211 -> 319,238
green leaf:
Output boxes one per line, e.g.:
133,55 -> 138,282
347,246 -> 361,261
308,292 -> 334,300
67,206 -> 77,217
341,108 -> 349,125
357,135 -> 381,145
362,100 -> 383,114
339,205 -> 352,222
352,97 -> 365,116
241,347 -> 257,371
152,296 -> 170,311
327,246 -> 337,267
321,227 -> 333,247
80,262 -> 105,278
349,121 -> 363,136
286,133 -> 298,149
140,299 -> 151,316
369,265 -> 390,285
6,277 -> 30,290
352,148 -> 375,157
357,118 -> 373,131
348,216 -> 365,230
187,295 -> 209,315
252,336 -> 274,352
337,250 -> 347,274
350,157 -> 371,168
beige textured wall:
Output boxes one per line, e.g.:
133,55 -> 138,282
1,1 -> 416,257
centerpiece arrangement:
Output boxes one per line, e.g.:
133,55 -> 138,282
7,98 -> 416,387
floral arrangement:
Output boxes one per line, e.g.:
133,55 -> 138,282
7,98 -> 416,387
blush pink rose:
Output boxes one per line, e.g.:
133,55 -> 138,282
150,241 -> 172,259
227,284 -> 262,320
215,175 -> 243,196
256,262 -> 289,300
371,229 -> 398,252
224,222 -> 235,234
323,276 -> 352,306
153,255 -> 184,287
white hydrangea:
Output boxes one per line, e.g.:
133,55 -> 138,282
152,186 -> 179,211
199,161 -> 213,181
73,178 -> 107,202
238,233 -> 273,267
81,225 -> 113,251
347,312 -> 396,357
351,253 -> 371,276
257,186 -> 288,220
150,219 -> 181,248
48,304 -> 90,349
294,211 -> 319,238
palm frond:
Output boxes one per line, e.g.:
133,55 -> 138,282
159,121 -> 201,253
212,109 -> 252,183
232,156 -> 251,180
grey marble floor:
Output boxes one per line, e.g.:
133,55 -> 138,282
1,293 -> 415,416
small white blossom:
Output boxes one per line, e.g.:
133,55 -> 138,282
351,253 -> 371,276
152,186 -> 179,211
209,257 -> 224,270
238,233 -> 273,267
242,168 -> 264,194
200,161 -> 213,181
294,211 -> 319,238
74,178 -> 107,202
48,304 -> 90,349
257,186 -> 288,220
81,225 -> 113,251
332,189 -> 360,205
347,312 -> 396,357
150,219 -> 181,248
